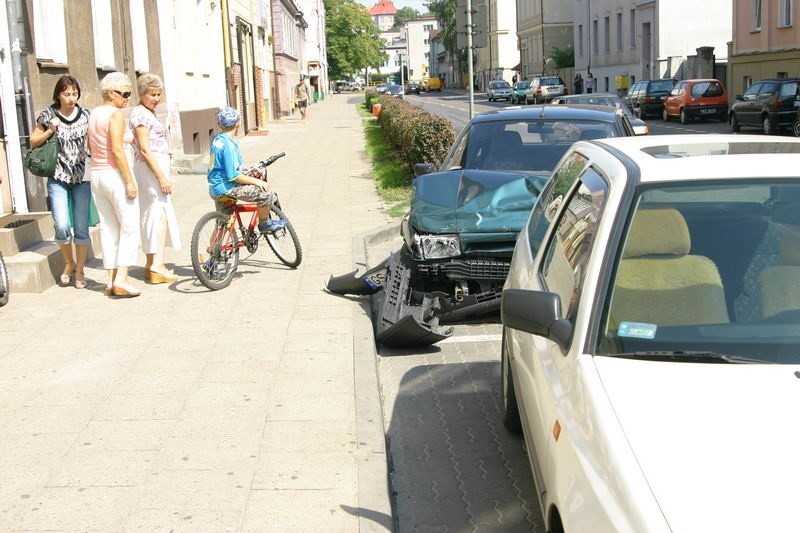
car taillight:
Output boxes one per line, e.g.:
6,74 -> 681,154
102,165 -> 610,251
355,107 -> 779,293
537,88 -> 542,94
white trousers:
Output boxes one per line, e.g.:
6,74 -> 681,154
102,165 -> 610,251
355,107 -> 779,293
134,155 -> 182,253
90,168 -> 141,269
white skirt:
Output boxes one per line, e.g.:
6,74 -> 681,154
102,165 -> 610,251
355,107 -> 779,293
133,153 -> 182,253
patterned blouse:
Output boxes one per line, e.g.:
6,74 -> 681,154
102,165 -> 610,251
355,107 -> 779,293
36,105 -> 90,185
129,106 -> 170,162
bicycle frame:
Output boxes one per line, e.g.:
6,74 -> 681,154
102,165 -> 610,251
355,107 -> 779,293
212,202 -> 260,253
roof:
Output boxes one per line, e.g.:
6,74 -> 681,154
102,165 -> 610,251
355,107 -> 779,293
594,135 -> 800,183
470,104 -> 625,124
369,0 -> 397,15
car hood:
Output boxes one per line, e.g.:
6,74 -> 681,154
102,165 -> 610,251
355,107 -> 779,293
409,169 -> 546,236
594,357 -> 800,532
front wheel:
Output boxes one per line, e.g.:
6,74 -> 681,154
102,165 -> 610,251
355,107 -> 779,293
191,211 -> 240,290
662,108 -> 670,121
793,120 -> 800,137
763,115 -> 777,135
680,109 -> 689,124
264,206 -> 302,268
731,113 -> 741,132
0,253 -> 9,307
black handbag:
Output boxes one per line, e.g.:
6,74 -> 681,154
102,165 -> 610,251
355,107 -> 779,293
24,109 -> 61,177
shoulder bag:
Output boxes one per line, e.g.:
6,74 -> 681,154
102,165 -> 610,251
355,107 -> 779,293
24,107 -> 61,177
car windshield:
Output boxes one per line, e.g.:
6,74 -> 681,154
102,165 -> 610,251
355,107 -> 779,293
456,119 -> 619,173
491,82 -> 511,88
387,85 -> 401,91
515,81 -> 531,89
598,179 -> 800,363
648,80 -> 675,92
540,77 -> 563,86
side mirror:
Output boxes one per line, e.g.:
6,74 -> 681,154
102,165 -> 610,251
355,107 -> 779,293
501,289 -> 573,350
414,163 -> 436,178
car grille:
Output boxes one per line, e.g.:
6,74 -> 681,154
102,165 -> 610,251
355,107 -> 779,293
416,258 -> 511,281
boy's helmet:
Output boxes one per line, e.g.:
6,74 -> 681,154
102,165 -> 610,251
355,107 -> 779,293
217,106 -> 240,128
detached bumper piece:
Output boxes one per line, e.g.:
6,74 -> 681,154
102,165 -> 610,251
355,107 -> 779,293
376,253 -> 453,348
325,259 -> 388,296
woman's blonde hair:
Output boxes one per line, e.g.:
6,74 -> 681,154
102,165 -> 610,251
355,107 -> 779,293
100,71 -> 132,98
137,73 -> 164,96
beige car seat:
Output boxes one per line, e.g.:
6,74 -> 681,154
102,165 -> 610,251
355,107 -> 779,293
608,208 -> 730,329
757,217 -> 800,319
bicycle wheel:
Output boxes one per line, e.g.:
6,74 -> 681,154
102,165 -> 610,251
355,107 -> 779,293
263,206 -> 302,268
0,253 -> 9,307
191,211 -> 240,290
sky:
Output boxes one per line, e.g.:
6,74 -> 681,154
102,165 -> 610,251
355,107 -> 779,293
356,0 -> 431,14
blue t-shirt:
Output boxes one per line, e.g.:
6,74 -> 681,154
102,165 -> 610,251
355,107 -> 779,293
207,132 -> 243,197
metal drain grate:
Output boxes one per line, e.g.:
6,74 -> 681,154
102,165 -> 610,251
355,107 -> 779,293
2,219 -> 34,229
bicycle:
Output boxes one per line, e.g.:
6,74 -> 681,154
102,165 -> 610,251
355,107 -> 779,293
0,252 -> 9,307
190,152 -> 302,290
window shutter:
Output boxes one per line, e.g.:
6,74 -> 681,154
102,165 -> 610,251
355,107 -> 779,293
91,0 -> 116,70
32,0 -> 68,64
129,0 -> 150,73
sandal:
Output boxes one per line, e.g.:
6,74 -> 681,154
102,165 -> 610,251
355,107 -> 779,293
74,271 -> 87,289
60,261 -> 75,285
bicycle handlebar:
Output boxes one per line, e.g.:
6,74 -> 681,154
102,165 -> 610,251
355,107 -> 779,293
245,152 -> 286,180
261,152 -> 286,167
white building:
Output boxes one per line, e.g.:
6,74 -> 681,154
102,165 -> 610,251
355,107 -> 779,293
573,0 -> 733,94
405,17 -> 438,82
298,0 -> 329,101
377,30 -> 406,78
476,0 -> 517,87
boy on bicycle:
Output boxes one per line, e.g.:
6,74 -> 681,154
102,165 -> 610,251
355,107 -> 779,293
207,107 -> 285,233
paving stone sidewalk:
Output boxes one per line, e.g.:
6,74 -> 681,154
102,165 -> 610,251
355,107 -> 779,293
0,94 -> 393,532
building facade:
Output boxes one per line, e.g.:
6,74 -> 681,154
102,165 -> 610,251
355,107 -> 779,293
369,0 -> 397,32
730,0 -> 800,97
271,0 -> 307,118
475,0 -> 517,87
405,17 -> 438,81
516,0 -> 574,81
298,0 -> 328,102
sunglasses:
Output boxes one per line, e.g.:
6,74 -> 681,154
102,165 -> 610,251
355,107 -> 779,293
114,90 -> 132,99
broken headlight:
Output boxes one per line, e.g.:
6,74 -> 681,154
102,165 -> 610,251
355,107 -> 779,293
413,233 -> 461,260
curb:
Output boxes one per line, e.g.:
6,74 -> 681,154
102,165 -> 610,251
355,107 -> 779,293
363,221 -> 401,248
352,225 -> 395,533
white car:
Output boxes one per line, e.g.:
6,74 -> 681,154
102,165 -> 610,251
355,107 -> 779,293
501,134 -> 800,533
487,80 -> 513,102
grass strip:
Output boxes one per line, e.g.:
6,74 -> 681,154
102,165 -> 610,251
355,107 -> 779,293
358,104 -> 412,218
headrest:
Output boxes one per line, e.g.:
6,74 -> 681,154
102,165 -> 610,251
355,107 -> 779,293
497,131 -> 522,148
623,208 -> 691,258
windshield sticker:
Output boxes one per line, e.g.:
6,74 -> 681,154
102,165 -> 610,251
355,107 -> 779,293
618,322 -> 657,339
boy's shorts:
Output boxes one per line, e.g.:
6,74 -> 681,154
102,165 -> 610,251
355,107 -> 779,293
214,184 -> 276,213
297,99 -> 308,109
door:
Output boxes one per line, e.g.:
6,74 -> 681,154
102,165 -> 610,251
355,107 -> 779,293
737,82 -> 762,126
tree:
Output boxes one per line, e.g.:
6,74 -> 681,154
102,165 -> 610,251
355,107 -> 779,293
550,46 -> 575,68
392,7 -> 420,28
325,0 -> 387,79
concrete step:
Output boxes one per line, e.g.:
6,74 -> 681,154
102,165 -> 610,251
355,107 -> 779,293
0,213 -> 54,255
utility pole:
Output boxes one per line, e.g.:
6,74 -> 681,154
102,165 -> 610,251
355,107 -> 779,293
467,0 -> 475,118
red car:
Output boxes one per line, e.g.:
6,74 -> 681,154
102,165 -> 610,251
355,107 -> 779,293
663,79 -> 728,123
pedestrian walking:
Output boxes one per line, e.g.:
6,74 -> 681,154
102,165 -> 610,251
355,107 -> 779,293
295,77 -> 310,120
573,73 -> 584,94
586,72 -> 594,94
29,75 -> 92,289
130,73 -> 181,285
88,71 -> 141,298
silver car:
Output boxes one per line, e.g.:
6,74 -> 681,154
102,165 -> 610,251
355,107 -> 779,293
551,92 -> 649,135
487,80 -> 513,102
525,75 -> 566,104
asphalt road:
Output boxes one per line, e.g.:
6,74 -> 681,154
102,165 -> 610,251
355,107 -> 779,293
375,92 -> 798,532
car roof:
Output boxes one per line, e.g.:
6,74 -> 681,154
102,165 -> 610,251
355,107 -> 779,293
757,78 -> 800,82
593,135 -> 800,183
470,104 -> 624,124
559,92 -> 620,99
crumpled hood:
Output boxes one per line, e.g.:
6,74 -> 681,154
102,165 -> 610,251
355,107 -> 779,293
409,169 -> 546,235
594,357 -> 800,532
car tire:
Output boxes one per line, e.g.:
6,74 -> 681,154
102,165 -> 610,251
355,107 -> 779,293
501,329 -> 523,435
662,108 -> 670,121
763,115 -> 777,135
680,109 -> 689,124
793,120 -> 800,137
731,113 -> 741,132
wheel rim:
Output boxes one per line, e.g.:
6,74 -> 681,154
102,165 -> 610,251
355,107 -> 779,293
663,108 -> 668,121
681,110 -> 686,123
764,117 -> 772,134
264,207 -> 302,267
793,121 -> 800,137
193,214 -> 238,288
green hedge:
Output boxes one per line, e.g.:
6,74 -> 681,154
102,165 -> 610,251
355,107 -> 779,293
365,90 -> 379,111
376,95 -> 455,177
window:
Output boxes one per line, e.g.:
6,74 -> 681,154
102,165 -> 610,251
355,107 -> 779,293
778,71 -> 789,78
91,0 -> 116,70
578,25 -> 583,56
779,0 -> 792,26
630,9 -> 636,48
616,13 -> 623,50
753,0 -> 762,30
129,0 -> 149,73
604,16 -> 610,52
541,167 -> 608,322
691,81 -> 723,97
32,0 -> 68,64
527,152 -> 588,257
743,76 -> 753,93
424,38 -> 429,45
593,20 -> 598,54
604,77 -> 609,92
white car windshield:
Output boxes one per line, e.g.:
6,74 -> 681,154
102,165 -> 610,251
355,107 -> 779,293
599,179 -> 800,363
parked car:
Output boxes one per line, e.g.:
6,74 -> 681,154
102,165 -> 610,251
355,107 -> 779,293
375,83 -> 388,94
663,78 -> 728,123
730,78 -> 800,135
551,92 -> 649,135
525,76 -> 567,104
385,84 -> 404,99
425,77 -> 443,92
487,80 -> 513,102
502,133 -> 800,533
327,105 -> 636,347
623,78 -> 678,118
511,80 -> 531,104
406,81 -> 421,95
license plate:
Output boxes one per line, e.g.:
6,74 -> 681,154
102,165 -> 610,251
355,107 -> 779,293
794,101 -> 800,107
700,109 -> 715,114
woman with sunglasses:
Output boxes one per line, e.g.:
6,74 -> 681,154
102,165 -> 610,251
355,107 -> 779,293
29,75 -> 91,289
87,72 -> 141,297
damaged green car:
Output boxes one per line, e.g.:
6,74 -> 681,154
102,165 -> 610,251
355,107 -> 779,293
328,106 -> 636,347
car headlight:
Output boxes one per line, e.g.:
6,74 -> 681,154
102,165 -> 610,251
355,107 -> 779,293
413,233 -> 461,259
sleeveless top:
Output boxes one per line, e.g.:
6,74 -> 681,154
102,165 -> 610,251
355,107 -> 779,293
88,105 -> 133,170
36,105 -> 90,184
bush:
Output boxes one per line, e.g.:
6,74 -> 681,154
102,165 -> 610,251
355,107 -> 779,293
365,90 -> 379,111
376,95 -> 455,177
